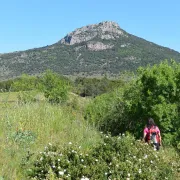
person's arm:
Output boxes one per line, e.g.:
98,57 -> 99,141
158,132 -> 162,145
143,128 -> 147,142
157,127 -> 162,145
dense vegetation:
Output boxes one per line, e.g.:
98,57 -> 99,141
0,61 -> 180,179
85,60 -> 180,147
1,25 -> 180,80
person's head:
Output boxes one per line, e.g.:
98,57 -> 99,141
147,118 -> 155,128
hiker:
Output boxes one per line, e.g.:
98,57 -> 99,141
143,118 -> 162,150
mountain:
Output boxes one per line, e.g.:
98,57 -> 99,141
1,21 -> 180,80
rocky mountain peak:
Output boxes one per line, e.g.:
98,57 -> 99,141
59,21 -> 126,46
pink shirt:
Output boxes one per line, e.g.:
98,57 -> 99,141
144,126 -> 160,134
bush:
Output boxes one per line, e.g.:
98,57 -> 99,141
39,70 -> 70,104
26,134 -> 180,179
85,60 -> 180,147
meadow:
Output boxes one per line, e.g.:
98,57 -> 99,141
0,92 -> 101,179
0,62 -> 180,179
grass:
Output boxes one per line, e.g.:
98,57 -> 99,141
0,91 -> 179,179
0,92 -> 101,179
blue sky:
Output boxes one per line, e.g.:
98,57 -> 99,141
0,0 -> 179,53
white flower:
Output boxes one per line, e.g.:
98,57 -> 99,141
150,160 -> 153,164
144,154 -> 148,159
138,169 -> 142,174
127,173 -> 130,177
139,158 -> 142,162
40,157 -> 43,161
52,165 -> 55,168
127,178 -> 130,180
80,177 -> 89,180
106,135 -> 109,138
68,142 -> 72,145
95,159 -> 98,162
58,159 -> 60,161
81,159 -> 84,162
59,171 -> 64,175
48,143 -> 52,146
105,172 -> 108,175
133,156 -> 136,158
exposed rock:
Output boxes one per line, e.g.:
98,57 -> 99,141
60,21 -> 126,45
87,41 -> 114,51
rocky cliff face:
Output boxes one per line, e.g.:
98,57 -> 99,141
60,21 -> 127,51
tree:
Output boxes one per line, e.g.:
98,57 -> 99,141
40,70 -> 70,103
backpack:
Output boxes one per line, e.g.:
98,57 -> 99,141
145,126 -> 160,144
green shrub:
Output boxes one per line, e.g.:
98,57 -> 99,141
39,70 -> 70,104
85,60 -> 180,147
26,134 -> 179,179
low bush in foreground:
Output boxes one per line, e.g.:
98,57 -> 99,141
26,134 -> 180,180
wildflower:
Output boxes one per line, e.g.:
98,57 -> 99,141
144,154 -> 148,159
127,173 -> 130,177
58,159 -> 60,161
79,146 -> 81,149
105,172 -> 108,175
106,135 -> 109,138
40,157 -> 43,161
139,158 -> 142,162
95,159 -> 98,162
127,178 -> 130,180
59,171 -> 64,176
81,177 -> 89,180
68,142 -> 72,145
48,143 -> 52,146
52,165 -> 55,168
138,169 -> 142,174
133,156 -> 136,159
81,159 -> 84,162
150,160 -> 153,164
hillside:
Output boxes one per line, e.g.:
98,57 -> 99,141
1,21 -> 180,80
